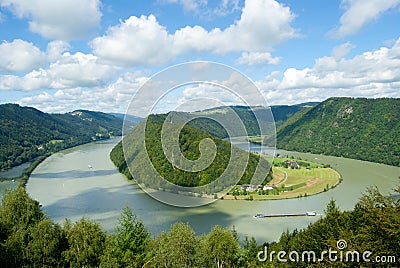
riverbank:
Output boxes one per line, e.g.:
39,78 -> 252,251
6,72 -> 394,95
0,136 -> 120,189
0,155 -> 48,187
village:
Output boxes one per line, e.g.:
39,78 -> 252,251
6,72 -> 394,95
225,158 -> 340,200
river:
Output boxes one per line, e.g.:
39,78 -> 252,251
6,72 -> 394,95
25,138 -> 399,243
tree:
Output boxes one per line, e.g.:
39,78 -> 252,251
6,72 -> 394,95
25,218 -> 67,267
0,186 -> 44,266
63,218 -> 106,267
200,225 -> 240,268
0,186 -> 44,233
150,222 -> 197,267
100,206 -> 150,267
243,236 -> 259,262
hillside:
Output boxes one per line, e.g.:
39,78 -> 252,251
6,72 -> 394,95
276,97 -> 400,166
109,113 -> 143,128
187,103 -> 317,139
0,104 -> 123,170
110,114 -> 272,194
189,106 -> 273,138
271,102 -> 318,127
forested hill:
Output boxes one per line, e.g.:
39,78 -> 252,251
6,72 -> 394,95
0,104 -> 123,170
276,97 -> 400,166
111,114 -> 272,192
187,103 -> 317,139
270,102 -> 318,127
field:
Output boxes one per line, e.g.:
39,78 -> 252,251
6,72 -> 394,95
224,157 -> 341,200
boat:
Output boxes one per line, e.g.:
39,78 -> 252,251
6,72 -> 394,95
88,165 -> 93,169
254,211 -> 317,218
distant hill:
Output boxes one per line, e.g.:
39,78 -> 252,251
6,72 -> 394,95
109,113 -> 143,127
0,104 -> 123,170
276,97 -> 400,166
110,114 -> 272,193
183,106 -> 274,139
271,102 -> 318,127
188,103 -> 318,139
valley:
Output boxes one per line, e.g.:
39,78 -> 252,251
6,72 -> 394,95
1,97 -> 399,267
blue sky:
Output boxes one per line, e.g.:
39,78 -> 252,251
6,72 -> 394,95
0,0 -> 399,113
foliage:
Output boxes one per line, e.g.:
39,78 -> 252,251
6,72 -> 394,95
276,97 -> 400,166
199,225 -> 241,268
0,185 -> 399,267
101,206 -> 150,267
189,104 -> 317,137
150,222 -> 198,267
0,104 -> 123,170
25,219 -> 68,267
0,186 -> 45,266
111,113 -> 272,191
63,218 -> 106,267
270,104 -> 315,127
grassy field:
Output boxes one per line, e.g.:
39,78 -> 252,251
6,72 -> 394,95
224,158 -> 341,200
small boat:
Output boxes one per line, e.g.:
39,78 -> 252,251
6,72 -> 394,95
88,165 -> 93,169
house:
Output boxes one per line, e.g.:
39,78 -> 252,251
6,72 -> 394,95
241,184 -> 258,192
263,185 -> 274,191
283,160 -> 300,169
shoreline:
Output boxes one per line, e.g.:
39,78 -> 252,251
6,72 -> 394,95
0,136 -> 120,188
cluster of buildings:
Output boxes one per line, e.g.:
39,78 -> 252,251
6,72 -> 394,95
241,184 -> 274,192
239,160 -> 301,192
282,160 -> 300,169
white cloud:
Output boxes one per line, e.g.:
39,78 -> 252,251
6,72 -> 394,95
236,52 -> 280,65
46,40 -> 70,62
0,69 -> 50,90
13,35 -> 400,112
332,42 -> 355,60
0,51 -> 119,91
0,39 -> 46,72
17,72 -> 147,113
258,38 -> 400,104
91,0 -> 297,67
280,38 -> 400,90
0,0 -> 102,40
91,15 -> 174,66
329,0 -> 400,38
47,52 -> 118,88
7,37 -> 400,111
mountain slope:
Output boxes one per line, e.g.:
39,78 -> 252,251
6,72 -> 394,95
276,97 -> 400,166
271,103 -> 318,127
187,104 -> 318,139
0,104 -> 123,170
111,114 -> 272,193
109,113 -> 143,127
189,106 -> 272,138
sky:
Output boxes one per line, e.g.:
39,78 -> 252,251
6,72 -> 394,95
0,0 -> 399,114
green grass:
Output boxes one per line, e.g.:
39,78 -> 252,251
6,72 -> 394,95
46,139 -> 64,145
225,157 -> 341,200
272,157 -> 323,168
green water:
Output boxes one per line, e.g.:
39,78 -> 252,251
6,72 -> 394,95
24,138 -> 399,243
